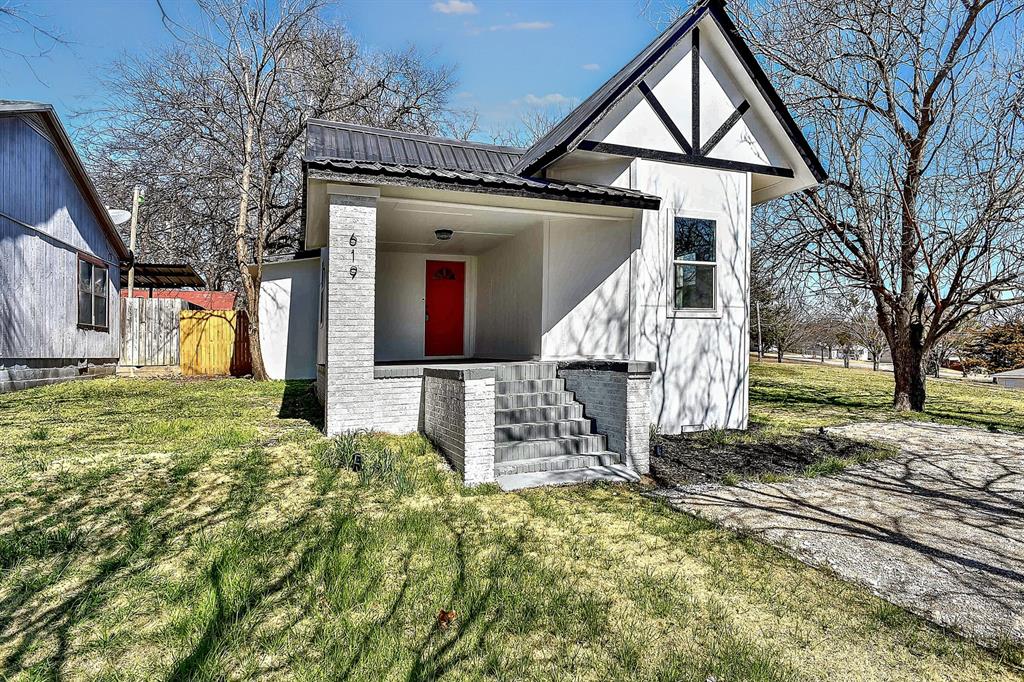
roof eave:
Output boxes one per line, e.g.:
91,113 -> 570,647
305,163 -> 661,212
513,0 -> 827,185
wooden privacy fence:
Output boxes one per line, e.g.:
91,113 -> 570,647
121,298 -> 185,366
179,310 -> 252,376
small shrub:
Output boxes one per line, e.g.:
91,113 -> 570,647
28,425 -> 49,441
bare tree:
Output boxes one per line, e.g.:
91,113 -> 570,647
85,0 -> 460,379
846,296 -> 889,371
0,1 -> 68,80
490,101 -> 576,148
731,0 -> 1024,411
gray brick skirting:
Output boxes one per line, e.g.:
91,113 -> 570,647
557,361 -> 652,475
422,367 -> 496,486
0,359 -> 117,393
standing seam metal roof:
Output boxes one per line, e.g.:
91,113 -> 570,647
305,120 -> 523,173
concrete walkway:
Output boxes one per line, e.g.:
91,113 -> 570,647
656,422 -> 1024,643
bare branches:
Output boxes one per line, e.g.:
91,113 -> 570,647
85,0 -> 463,378
0,1 -> 70,83
735,0 -> 1024,409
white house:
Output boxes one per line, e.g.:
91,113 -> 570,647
299,0 -> 825,488
256,251 -> 320,380
993,368 -> 1024,390
1,101 -> 130,392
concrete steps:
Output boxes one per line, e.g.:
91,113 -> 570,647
497,464 -> 641,492
493,362 -> 630,487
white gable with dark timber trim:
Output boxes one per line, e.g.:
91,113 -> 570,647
546,10 -> 821,205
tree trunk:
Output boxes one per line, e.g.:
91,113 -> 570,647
234,113 -> 269,381
872,355 -> 879,371
777,346 -> 784,363
891,343 -> 926,412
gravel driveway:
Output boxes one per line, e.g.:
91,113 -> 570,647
655,422 -> 1024,643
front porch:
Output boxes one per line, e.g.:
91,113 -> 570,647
305,176 -> 658,486
370,358 -> 652,489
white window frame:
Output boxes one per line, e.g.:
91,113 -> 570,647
666,210 -> 721,319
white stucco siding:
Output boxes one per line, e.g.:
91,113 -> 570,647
541,217 -> 636,360
258,258 -> 320,380
475,226 -> 543,359
633,160 -> 750,432
375,252 -> 476,362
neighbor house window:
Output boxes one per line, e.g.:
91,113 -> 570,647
672,216 -> 716,310
78,255 -> 109,330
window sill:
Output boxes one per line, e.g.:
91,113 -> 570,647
667,308 -> 722,320
78,324 -> 110,333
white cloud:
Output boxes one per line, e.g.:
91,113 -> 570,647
432,0 -> 478,15
523,93 -> 571,107
581,63 -> 600,71
488,21 -> 553,31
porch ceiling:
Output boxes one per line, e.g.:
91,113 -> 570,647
376,194 -> 633,255
377,198 -> 540,254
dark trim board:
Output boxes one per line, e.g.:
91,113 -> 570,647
577,140 -> 795,178
637,81 -> 692,154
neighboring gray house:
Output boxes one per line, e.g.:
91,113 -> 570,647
993,368 -> 1024,390
0,101 -> 131,392
296,0 -> 825,489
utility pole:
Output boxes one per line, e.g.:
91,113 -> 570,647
755,300 -> 763,362
127,185 -> 141,298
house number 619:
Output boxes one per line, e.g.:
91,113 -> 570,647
349,234 -> 358,278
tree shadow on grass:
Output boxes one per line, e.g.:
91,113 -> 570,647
278,380 -> 323,431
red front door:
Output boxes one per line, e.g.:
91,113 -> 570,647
425,260 -> 465,356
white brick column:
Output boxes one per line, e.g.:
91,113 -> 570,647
462,373 -> 496,485
325,188 -> 379,435
624,368 -> 652,474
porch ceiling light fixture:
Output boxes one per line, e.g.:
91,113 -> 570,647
434,228 -> 454,241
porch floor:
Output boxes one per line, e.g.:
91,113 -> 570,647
373,358 -> 528,378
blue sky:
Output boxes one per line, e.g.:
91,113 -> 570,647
0,0 -> 664,146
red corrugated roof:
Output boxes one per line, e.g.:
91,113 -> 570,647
121,289 -> 236,310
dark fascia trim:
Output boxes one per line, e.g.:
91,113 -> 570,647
306,166 -> 662,211
578,141 -> 795,178
706,3 -> 828,182
514,2 -> 711,176
557,360 -> 656,375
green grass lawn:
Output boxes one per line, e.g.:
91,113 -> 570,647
749,360 -> 1024,433
0,370 -> 1021,680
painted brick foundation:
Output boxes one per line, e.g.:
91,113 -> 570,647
557,361 -> 653,474
422,367 -> 496,486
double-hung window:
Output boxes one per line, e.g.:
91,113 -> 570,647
78,255 -> 109,330
672,216 -> 717,311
